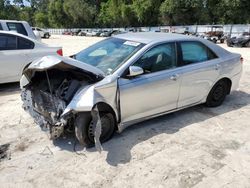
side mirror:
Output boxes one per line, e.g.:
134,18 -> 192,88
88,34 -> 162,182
128,66 -> 143,77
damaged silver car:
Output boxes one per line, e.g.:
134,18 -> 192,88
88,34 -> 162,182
21,33 -> 242,147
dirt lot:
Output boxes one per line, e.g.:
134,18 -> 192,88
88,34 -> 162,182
0,35 -> 249,188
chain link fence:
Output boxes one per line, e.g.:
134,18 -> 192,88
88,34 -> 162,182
47,24 -> 250,37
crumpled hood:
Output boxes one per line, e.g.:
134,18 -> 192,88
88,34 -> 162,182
26,55 -> 105,78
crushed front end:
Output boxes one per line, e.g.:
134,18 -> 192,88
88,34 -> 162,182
21,56 -> 104,139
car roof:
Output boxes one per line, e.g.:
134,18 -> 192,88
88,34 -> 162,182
113,32 -> 197,44
0,20 -> 27,23
114,32 -> 232,57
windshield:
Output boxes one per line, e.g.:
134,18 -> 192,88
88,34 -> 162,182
75,37 -> 144,75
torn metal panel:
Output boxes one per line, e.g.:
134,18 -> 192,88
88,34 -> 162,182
92,106 -> 103,153
0,143 -> 11,162
21,55 -> 120,143
21,89 -> 47,127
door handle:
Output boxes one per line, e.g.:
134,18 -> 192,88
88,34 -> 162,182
215,64 -> 221,70
170,74 -> 179,81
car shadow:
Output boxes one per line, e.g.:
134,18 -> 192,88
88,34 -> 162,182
0,82 -> 20,96
53,90 -> 250,166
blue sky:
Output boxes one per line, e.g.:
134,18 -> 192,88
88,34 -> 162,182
10,0 -> 30,6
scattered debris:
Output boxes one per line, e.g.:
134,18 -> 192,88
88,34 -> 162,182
0,143 -> 11,161
92,106 -> 103,153
15,142 -> 28,152
39,146 -> 53,156
73,140 -> 87,157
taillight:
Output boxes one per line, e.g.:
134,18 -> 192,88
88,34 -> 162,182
57,49 -> 63,56
240,57 -> 243,64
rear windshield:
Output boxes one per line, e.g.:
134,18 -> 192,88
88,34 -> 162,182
7,22 -> 28,36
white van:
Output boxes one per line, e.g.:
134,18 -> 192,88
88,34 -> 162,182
0,20 -> 38,40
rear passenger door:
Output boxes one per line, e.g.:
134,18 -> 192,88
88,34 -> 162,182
177,41 -> 220,107
0,34 -> 34,82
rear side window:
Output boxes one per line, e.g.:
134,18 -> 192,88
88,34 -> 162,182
0,34 -> 17,50
7,22 -> 28,36
180,41 -> 217,66
18,37 -> 34,49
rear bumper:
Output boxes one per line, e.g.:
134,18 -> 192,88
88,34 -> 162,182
231,71 -> 242,92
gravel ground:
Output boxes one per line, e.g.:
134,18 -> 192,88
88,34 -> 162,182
0,35 -> 249,188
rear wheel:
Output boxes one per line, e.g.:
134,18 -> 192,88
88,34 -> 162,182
206,80 -> 228,107
75,112 -> 115,147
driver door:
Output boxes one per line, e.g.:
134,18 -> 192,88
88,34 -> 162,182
118,42 -> 182,124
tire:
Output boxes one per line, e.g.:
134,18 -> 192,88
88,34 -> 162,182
45,34 -> 50,39
220,39 -> 224,43
212,38 -> 217,43
75,112 -> 115,147
206,80 -> 228,107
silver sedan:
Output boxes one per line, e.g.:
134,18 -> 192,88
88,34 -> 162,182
21,32 -> 242,147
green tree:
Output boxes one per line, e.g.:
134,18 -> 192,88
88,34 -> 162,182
48,0 -> 71,28
160,0 -> 205,25
34,12 -> 49,27
63,0 -> 96,27
19,6 -> 34,25
133,0 -> 162,26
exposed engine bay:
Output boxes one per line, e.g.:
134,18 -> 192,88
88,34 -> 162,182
21,63 -> 102,139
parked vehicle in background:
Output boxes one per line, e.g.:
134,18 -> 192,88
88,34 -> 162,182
204,25 -> 225,43
0,31 -> 62,84
0,20 -> 37,40
86,30 -> 102,37
226,32 -> 250,47
32,27 -> 50,39
62,30 -> 73,35
100,30 -> 111,37
71,29 -> 82,36
111,30 -> 127,36
21,32 -> 242,147
78,30 -> 86,36
100,30 -> 126,37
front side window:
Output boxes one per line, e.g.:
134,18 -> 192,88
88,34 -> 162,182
134,43 -> 177,73
18,37 -> 34,49
7,22 -> 28,36
75,38 -> 145,75
0,34 -> 17,50
180,41 -> 217,65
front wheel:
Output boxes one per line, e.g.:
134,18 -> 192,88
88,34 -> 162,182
206,80 -> 228,107
75,112 -> 115,147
